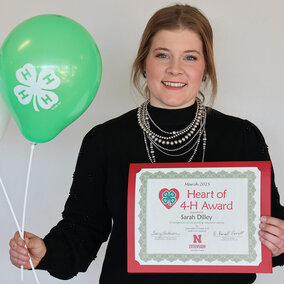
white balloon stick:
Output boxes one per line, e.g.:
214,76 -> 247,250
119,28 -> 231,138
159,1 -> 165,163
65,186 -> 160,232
21,143 -> 36,281
21,143 -> 36,233
0,177 -> 40,284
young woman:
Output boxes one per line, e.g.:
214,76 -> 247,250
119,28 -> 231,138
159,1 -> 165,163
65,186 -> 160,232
9,4 -> 284,283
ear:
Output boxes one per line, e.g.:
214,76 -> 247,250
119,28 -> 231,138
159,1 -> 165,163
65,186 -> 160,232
202,64 -> 208,81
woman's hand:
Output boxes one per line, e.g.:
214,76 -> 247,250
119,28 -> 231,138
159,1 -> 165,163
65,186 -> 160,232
9,231 -> 47,269
259,216 -> 284,256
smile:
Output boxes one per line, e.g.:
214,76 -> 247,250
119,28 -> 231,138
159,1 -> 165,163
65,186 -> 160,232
162,81 -> 187,87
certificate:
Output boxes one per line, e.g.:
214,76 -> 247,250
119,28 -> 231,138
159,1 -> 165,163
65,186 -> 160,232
127,161 -> 272,273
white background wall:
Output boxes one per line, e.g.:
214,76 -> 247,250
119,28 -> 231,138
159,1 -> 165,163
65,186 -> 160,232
0,0 -> 283,283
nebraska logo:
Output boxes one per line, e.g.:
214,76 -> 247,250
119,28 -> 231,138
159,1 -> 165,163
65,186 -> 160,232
193,234 -> 202,243
189,234 -> 206,249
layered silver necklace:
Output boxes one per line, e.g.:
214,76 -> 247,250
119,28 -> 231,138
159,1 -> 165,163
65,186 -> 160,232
137,98 -> 207,163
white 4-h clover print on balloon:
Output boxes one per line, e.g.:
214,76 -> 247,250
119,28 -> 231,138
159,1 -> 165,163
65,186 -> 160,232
14,63 -> 60,112
0,15 -> 102,143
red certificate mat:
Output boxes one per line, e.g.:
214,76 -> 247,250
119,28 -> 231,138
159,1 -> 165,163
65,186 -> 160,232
127,161 -> 272,273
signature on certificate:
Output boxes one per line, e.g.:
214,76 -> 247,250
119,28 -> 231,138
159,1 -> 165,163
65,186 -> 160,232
213,230 -> 245,241
151,230 -> 180,240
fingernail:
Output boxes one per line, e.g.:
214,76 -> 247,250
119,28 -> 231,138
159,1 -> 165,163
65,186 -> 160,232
260,216 -> 267,222
259,223 -> 265,229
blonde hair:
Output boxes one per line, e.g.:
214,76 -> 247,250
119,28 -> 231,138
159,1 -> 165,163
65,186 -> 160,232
131,4 -> 217,104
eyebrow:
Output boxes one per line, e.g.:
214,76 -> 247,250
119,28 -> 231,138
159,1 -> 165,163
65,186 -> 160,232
153,47 -> 201,55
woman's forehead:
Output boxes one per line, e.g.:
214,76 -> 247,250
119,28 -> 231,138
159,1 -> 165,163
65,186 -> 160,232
149,29 -> 203,52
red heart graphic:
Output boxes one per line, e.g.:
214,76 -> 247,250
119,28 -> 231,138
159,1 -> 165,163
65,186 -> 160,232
159,188 -> 179,209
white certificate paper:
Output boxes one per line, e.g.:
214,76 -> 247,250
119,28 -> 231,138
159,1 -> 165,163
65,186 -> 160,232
127,162 -> 272,273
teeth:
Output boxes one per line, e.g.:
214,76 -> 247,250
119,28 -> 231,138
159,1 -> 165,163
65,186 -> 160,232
163,81 -> 186,87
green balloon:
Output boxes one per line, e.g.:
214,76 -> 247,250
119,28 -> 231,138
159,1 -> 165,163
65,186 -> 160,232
0,15 -> 102,143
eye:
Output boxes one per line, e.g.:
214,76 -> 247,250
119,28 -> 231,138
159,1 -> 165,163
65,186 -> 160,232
185,55 -> 197,61
155,53 -> 168,59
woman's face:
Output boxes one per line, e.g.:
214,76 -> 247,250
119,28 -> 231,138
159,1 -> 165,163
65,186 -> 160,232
145,29 -> 206,109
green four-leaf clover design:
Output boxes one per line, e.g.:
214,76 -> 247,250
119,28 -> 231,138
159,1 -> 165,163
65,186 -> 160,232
162,191 -> 177,206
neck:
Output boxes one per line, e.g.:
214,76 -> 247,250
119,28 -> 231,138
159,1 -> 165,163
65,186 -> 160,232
147,100 -> 198,130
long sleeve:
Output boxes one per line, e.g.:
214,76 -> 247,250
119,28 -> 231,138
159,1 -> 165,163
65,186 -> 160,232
34,107 -> 284,283
243,120 -> 284,267
36,127 -> 112,279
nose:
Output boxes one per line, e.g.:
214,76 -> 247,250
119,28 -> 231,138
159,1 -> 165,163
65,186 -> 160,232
166,58 -> 183,75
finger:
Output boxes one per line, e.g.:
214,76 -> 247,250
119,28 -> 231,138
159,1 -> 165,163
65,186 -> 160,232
259,230 -> 284,252
9,248 -> 29,262
9,240 -> 29,256
10,255 -> 22,268
259,223 -> 284,239
25,233 -> 44,252
23,232 -> 37,248
14,231 -> 24,243
13,232 -> 27,248
9,238 -> 17,250
9,238 -> 24,252
10,254 -> 29,268
261,216 -> 284,229
259,235 -> 282,256
23,231 -> 36,238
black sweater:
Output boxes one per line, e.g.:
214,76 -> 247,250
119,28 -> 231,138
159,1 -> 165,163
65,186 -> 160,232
37,103 -> 284,283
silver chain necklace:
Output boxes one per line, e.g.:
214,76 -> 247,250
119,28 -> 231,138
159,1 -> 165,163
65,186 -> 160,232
137,98 -> 207,163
